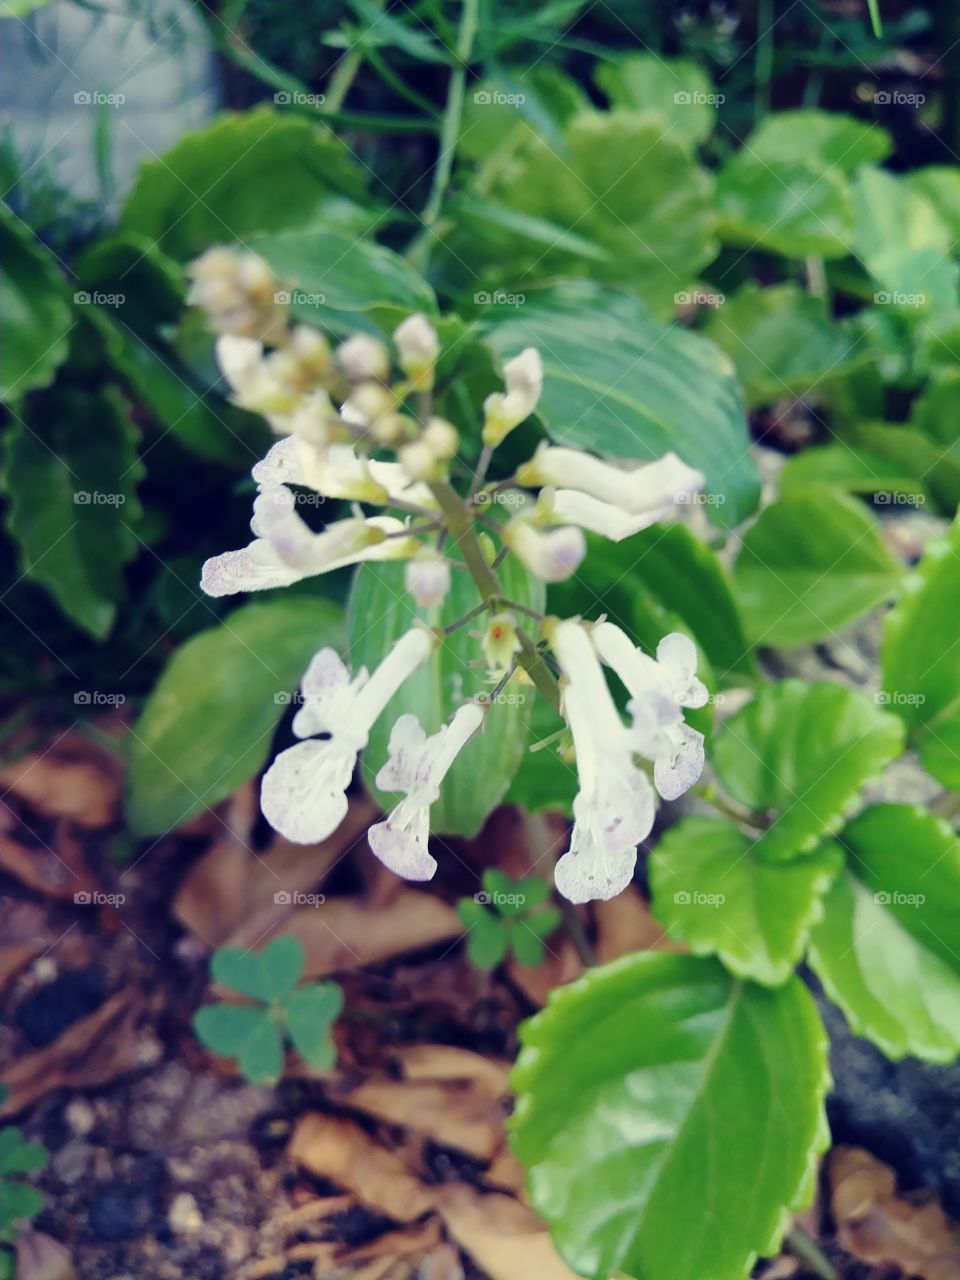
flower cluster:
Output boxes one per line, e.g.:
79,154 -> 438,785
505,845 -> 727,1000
191,248 -> 709,903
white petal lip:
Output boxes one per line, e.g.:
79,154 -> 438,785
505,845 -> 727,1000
548,488 -> 673,541
215,334 -> 262,392
260,738 -> 355,844
368,806 -> 436,880
252,436 -> 304,488
506,521 -> 586,583
653,723 -> 705,802
522,446 -> 704,514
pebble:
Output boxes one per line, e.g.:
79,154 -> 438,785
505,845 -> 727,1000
168,1192 -> 203,1235
65,1098 -> 96,1137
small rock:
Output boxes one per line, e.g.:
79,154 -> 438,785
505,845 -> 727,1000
167,1192 -> 202,1235
88,1183 -> 154,1242
32,957 -> 57,982
52,1139 -> 95,1187
65,1098 -> 96,1137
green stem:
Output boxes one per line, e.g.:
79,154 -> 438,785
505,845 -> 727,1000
693,782 -> 768,831
561,899 -> 597,968
407,0 -> 479,270
786,1226 -> 838,1280
322,47 -> 363,114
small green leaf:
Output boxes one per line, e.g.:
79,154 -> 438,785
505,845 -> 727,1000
348,555 -> 543,837
212,936 -> 304,1003
881,512 -> 960,787
595,54 -> 719,146
717,153 -> 855,259
745,110 -> 891,173
1,388 -> 144,638
127,597 -> 343,834
713,680 -> 904,863
193,1004 -> 284,1085
779,435 -> 930,503
510,953 -> 830,1280
0,1130 -> 46,1177
285,982 -> 342,1070
852,167 -> 954,313
508,920 -> 548,968
0,1179 -> 44,1232
650,818 -> 843,985
458,902 -> 508,970
733,487 -> 901,647
809,805 -> 960,1061
0,206 -> 71,401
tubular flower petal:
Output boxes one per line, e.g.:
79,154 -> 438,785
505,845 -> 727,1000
405,547 -> 451,609
538,487 -> 671,542
482,348 -> 543,447
517,446 -> 704,516
503,518 -> 586,583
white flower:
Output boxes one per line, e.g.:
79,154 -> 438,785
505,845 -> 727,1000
482,612 -> 522,674
394,313 -> 439,390
337,334 -> 390,383
550,620 -> 655,903
405,547 -> 451,609
187,249 -> 286,343
262,628 -> 435,843
536,487 -> 671,542
368,703 -> 486,880
503,517 -> 585,582
482,348 -> 543,446
201,491 -> 416,596
591,622 -> 706,801
517,446 -> 704,516
296,442 -> 437,509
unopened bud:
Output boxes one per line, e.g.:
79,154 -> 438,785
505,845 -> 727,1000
483,612 -> 522,674
338,334 -> 390,383
423,416 -> 459,459
405,546 -> 451,609
394,313 -> 440,391
289,325 -> 333,378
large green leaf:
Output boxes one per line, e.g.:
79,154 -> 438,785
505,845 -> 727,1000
1,388 -> 144,638
594,54 -> 718,146
909,165 -> 960,240
510,952 -> 830,1280
650,818 -> 843,985
745,110 -> 891,173
809,804 -> 960,1061
712,680 -> 904,863
703,283 -> 869,409
120,107 -> 373,260
504,695 -> 577,818
779,433 -> 932,504
460,110 -> 716,315
716,152 -> 855,259
348,555 -> 544,836
733,487 -> 901,647
127,598 -> 343,834
881,512 -> 960,786
0,207 -> 72,401
483,282 -> 759,523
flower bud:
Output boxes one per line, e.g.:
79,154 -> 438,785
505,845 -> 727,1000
482,612 -> 522,674
423,416 -> 458,459
337,334 -> 390,383
289,325 -> 333,378
405,546 -> 451,609
482,348 -> 543,447
504,517 -> 585,583
394,313 -> 440,391
344,382 -> 396,427
398,440 -> 439,482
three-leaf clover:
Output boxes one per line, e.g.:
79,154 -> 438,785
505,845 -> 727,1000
0,1087 -> 47,1243
193,936 -> 342,1085
457,870 -> 562,970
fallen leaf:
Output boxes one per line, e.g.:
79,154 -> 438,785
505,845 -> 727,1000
0,943 -> 39,992
506,937 -> 582,1007
418,1241 -> 466,1280
345,1079 -> 505,1160
0,825 -> 100,903
593,886 -> 678,963
829,1146 -> 960,1280
289,1113 -> 435,1220
0,990 -> 141,1117
483,1148 -> 526,1196
435,1185 -> 580,1280
14,1231 -> 77,1280
395,1045 -> 511,1099
0,746 -> 118,828
346,1216 -> 442,1266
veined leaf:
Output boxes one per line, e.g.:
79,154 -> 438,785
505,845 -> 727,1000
0,206 -> 72,401
717,153 -> 855,259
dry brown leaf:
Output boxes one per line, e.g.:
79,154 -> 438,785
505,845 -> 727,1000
0,990 -> 141,1117
506,936 -> 582,1007
174,790 -> 377,947
483,1147 -> 526,1196
289,1113 -> 435,1220
0,749 -> 118,828
418,1241 -> 466,1280
0,943 -> 39,992
260,891 -> 461,978
13,1231 -> 77,1280
277,1195 -> 355,1236
829,1146 -> 960,1280
592,887 -> 679,963
395,1045 -> 511,1100
0,825 -> 100,903
345,1079 -> 505,1160
346,1217 -> 442,1266
435,1185 -> 579,1280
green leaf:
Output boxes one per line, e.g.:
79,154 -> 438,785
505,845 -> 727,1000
462,111 -> 716,315
120,107 -> 372,260
906,369 -> 960,511
1,388 -> 144,638
504,696 -> 577,818
880,512 -> 960,787
595,54 -> 719,146
703,283 -> 869,409
809,805 -> 960,1061
127,597 -> 343,834
249,229 -> 436,320
212,936 -> 304,1003
510,952 -> 830,1280
713,680 -> 904,863
909,165 -> 960,240
650,818 -> 843,985
733,487 -> 901,647
508,919 -> 549,968
0,206 -> 71,401
483,282 -> 759,523
458,900 -> 509,969
347,556 -> 544,837
0,1179 -> 44,1232
745,110 -> 891,173
285,981 -> 343,1070
194,1004 -> 284,1085
779,435 -> 931,503
0,1130 -> 46,1177
717,153 -> 855,259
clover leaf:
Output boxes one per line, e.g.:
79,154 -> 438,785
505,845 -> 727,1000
193,936 -> 342,1085
0,1088 -> 47,1242
457,870 -> 562,970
